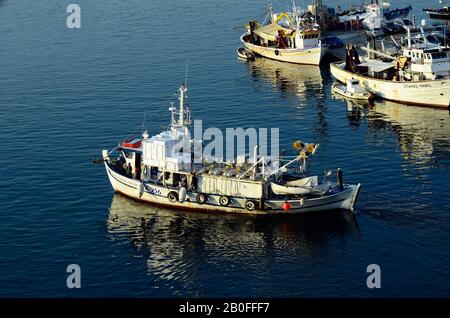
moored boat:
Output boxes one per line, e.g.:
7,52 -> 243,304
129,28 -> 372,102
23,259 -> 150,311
101,83 -> 361,215
240,5 -> 325,65
330,29 -> 450,108
423,6 -> 450,26
337,1 -> 412,31
332,79 -> 375,101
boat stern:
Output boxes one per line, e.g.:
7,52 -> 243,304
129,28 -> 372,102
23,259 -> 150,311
345,183 -> 362,212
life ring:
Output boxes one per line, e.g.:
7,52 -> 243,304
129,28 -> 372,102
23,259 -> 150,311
196,193 -> 207,205
168,191 -> 178,203
274,49 -> 280,56
245,200 -> 256,211
219,196 -> 230,206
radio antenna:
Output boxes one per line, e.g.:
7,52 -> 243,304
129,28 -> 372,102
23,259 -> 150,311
142,110 -> 147,133
185,59 -> 189,87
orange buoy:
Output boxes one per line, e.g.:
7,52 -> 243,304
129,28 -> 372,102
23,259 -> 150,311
282,201 -> 291,211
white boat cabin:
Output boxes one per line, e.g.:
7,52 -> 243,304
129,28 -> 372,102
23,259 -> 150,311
402,46 -> 450,80
346,79 -> 366,94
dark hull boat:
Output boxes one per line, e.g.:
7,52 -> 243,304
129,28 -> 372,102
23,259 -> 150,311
383,5 -> 412,21
423,7 -> 450,25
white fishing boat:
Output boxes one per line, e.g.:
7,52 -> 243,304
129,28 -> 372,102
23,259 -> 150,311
363,2 -> 412,30
330,28 -> 450,108
240,5 -> 325,65
337,1 -> 412,30
101,83 -> 361,215
332,79 -> 375,101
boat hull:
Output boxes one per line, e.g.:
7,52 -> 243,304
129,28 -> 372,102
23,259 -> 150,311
104,162 -> 361,215
241,35 -> 325,65
424,10 -> 450,25
330,62 -> 450,108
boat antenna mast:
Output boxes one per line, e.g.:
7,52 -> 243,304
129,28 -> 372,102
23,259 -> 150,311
169,62 -> 192,129
178,82 -> 188,127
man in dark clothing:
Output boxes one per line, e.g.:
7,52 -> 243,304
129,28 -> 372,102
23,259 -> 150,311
190,171 -> 197,192
126,163 -> 132,178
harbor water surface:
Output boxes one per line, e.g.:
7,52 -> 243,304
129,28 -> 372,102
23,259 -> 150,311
0,0 -> 449,297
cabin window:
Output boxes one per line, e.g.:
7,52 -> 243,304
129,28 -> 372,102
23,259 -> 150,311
172,173 -> 183,186
150,166 -> 158,179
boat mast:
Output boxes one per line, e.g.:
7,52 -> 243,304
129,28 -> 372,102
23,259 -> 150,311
407,26 -> 411,48
178,83 -> 187,127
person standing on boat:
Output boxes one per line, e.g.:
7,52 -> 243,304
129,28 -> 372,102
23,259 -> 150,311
275,30 -> 287,49
190,171 -> 197,192
125,163 -> 132,178
117,155 -> 126,174
134,165 -> 140,180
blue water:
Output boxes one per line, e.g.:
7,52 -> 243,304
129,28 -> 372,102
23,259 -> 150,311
0,0 -> 449,297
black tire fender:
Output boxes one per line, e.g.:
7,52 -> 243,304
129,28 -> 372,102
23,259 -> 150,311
168,191 -> 178,203
219,196 -> 230,206
245,200 -> 256,211
196,193 -> 207,205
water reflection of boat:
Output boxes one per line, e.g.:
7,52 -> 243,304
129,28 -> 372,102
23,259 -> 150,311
107,193 -> 360,294
245,58 -> 323,97
348,100 -> 450,163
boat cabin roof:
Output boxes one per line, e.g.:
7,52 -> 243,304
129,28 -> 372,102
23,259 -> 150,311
359,60 -> 396,73
253,23 -> 291,41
